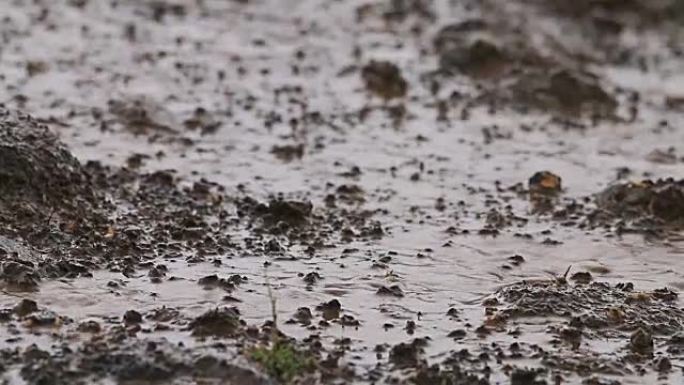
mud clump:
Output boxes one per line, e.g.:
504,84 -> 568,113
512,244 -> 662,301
389,338 -> 427,369
189,307 -> 242,338
376,285 -> 405,298
317,299 -> 342,321
439,38 -> 509,78
510,367 -> 546,385
490,280 -> 683,334
596,179 -> 684,224
433,19 -> 617,119
237,194 -> 384,245
629,328 -> 654,355
0,109 -> 102,235
107,98 -> 176,135
13,299 -> 38,317
411,363 -> 488,385
123,310 -> 143,325
511,70 -> 617,118
15,339 -> 272,385
302,272 -> 322,285
434,20 -> 512,78
289,307 -> 313,326
0,260 -> 40,290
271,143 -> 305,162
361,60 -> 408,100
258,199 -> 313,227
479,278 -> 684,381
198,274 -> 241,291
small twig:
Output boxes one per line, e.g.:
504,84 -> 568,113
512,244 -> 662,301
45,206 -> 56,228
264,266 -> 278,344
562,265 -> 572,280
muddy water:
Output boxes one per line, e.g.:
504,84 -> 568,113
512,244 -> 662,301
1,0 -> 684,384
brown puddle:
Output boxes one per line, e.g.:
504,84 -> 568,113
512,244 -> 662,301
0,0 -> 683,384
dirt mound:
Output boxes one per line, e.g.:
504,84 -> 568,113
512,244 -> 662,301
596,179 -> 684,223
432,19 -> 617,118
490,279 -> 683,334
0,109 -> 101,230
0,109 -> 233,289
10,338 -> 272,385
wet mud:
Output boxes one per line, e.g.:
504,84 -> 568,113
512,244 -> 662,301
1,0 -> 684,384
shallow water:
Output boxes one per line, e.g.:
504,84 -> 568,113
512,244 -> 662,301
1,0 -> 683,384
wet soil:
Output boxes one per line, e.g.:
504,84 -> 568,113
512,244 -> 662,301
1,0 -> 684,384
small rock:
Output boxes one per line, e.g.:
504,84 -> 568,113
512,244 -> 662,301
529,171 -> 562,194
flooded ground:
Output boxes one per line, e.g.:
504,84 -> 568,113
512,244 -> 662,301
0,0 -> 683,384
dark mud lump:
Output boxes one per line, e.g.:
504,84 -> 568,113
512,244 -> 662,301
597,179 -> 684,223
0,109 -> 98,220
361,60 -> 408,100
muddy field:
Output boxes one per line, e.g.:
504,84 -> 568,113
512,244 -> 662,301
0,0 -> 683,384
